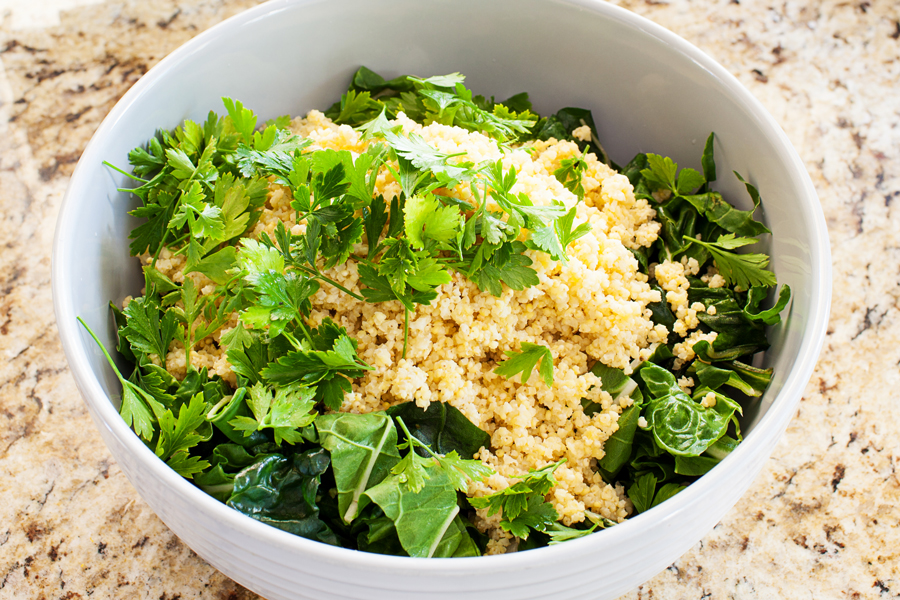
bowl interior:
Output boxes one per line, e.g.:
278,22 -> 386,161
52,0 -> 831,597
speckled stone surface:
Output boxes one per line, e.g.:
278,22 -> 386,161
0,0 -> 897,598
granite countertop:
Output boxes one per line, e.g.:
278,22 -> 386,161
0,0 -> 897,598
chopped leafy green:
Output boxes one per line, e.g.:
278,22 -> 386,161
640,363 -> 738,457
364,465 -> 461,558
385,401 -> 491,459
155,393 -> 210,477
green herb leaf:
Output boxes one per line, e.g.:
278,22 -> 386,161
155,393 -> 210,477
468,459 -> 563,539
494,342 -> 554,387
641,154 -> 678,193
222,97 -> 257,145
683,234 -> 777,289
121,296 -> 177,360
404,194 -> 462,249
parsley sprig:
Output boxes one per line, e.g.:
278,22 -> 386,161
683,234 -> 777,289
391,417 -> 494,494
494,342 -> 554,387
468,459 -> 565,539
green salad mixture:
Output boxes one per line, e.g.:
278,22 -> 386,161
83,67 -> 791,557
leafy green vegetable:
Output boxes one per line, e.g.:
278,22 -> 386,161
78,317 -> 163,441
404,193 -> 462,249
121,296 -> 177,361
385,401 -> 491,458
553,149 -> 588,200
364,465 -> 461,558
226,449 -> 339,545
640,364 -> 737,457
155,392 -> 210,477
531,106 -> 612,166
315,412 -> 401,523
546,522 -> 598,545
390,416 -> 493,494
591,363 -> 643,481
743,284 -> 791,325
100,72 -> 794,557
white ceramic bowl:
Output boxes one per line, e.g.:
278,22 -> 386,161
52,1 -> 831,598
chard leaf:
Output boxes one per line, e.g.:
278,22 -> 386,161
194,464 -> 235,501
701,132 -> 717,184
530,107 -> 611,166
674,435 -> 738,476
651,483 -> 686,508
315,412 -> 401,523
639,363 -> 735,457
226,449 -> 339,545
627,473 -> 657,514
385,401 -> 491,458
589,363 -> 643,481
681,191 -> 770,237
431,516 -> 480,557
743,284 -> 791,325
363,465 -> 460,558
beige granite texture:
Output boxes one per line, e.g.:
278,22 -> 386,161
0,0 -> 897,598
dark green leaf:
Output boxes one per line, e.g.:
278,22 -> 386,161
226,449 -> 339,546
386,401 -> 491,458
640,363 -> 736,457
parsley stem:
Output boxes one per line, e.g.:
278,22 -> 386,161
395,416 -> 441,460
150,231 -> 170,270
293,265 -> 365,302
292,320 -> 314,347
103,160 -> 148,183
402,306 -> 409,360
77,316 -> 127,383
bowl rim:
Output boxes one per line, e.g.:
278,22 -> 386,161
52,0 -> 832,574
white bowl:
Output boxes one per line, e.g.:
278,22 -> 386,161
51,0 -> 831,598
